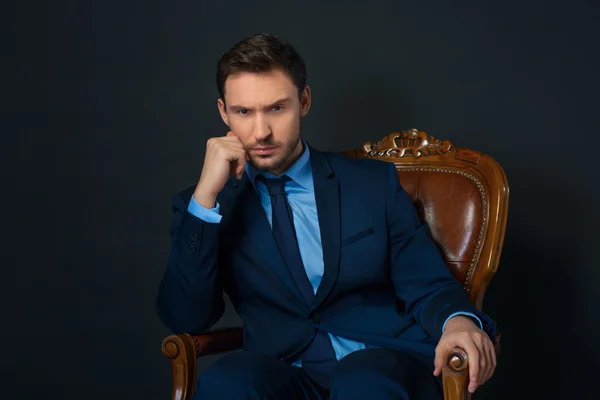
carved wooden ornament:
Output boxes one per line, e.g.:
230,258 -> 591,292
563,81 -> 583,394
362,128 -> 453,158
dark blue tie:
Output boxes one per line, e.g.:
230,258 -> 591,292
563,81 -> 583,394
259,175 -> 338,389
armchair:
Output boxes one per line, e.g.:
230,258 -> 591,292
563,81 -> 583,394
162,129 -> 509,399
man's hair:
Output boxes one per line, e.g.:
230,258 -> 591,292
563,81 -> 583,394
216,33 -> 307,104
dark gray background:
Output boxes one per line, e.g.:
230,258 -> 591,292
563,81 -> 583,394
4,0 -> 599,399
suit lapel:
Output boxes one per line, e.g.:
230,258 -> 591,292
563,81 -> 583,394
309,147 -> 341,310
235,176 -> 307,306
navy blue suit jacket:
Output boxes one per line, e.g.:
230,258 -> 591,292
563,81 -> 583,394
156,145 -> 495,367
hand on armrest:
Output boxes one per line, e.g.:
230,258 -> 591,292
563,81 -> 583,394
434,315 -> 497,394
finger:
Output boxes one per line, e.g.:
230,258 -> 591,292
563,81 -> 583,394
227,149 -> 246,178
491,337 -> 497,369
433,349 -> 445,376
234,150 -> 246,179
473,333 -> 487,387
485,339 -> 496,383
236,162 -> 245,179
226,148 -> 247,163
222,137 -> 244,148
478,338 -> 490,384
224,131 -> 245,148
461,339 -> 479,393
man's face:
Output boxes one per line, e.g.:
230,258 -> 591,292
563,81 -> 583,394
217,68 -> 311,176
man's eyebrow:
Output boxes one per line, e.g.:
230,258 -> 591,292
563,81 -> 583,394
228,97 -> 291,111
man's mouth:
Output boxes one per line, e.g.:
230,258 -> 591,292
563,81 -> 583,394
252,145 -> 277,156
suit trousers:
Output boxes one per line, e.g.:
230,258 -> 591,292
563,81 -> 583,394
194,347 -> 443,399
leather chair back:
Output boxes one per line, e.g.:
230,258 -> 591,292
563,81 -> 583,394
342,129 -> 509,309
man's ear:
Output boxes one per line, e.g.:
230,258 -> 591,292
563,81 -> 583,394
217,98 -> 230,127
299,85 -> 312,117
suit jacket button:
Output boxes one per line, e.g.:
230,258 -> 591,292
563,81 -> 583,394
310,315 -> 320,324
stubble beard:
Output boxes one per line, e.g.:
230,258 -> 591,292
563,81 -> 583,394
248,129 -> 303,176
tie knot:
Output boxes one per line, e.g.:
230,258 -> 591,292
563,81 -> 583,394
257,175 -> 290,196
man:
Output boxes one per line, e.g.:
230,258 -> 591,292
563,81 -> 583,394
156,33 -> 497,399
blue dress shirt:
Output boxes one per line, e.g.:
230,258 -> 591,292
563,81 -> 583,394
187,141 -> 481,364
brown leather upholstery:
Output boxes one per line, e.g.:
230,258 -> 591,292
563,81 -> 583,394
398,169 -> 483,284
162,129 -> 509,400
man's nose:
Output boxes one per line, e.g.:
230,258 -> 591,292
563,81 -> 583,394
253,114 -> 272,141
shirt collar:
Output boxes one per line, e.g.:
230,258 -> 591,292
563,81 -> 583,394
245,140 -> 313,191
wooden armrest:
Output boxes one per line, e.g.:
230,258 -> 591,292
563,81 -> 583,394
162,333 -> 197,400
442,348 -> 470,400
191,327 -> 243,356
441,332 -> 502,400
161,328 -> 243,400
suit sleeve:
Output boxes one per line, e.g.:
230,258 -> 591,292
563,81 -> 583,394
384,163 -> 496,341
155,192 -> 225,334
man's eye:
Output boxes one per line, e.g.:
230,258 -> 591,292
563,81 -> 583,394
272,105 -> 283,111
238,110 -> 249,115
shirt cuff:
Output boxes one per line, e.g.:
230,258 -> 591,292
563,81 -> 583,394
442,312 -> 483,333
187,195 -> 223,223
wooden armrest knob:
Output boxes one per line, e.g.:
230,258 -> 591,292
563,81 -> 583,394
162,334 -> 197,400
447,348 -> 468,373
442,348 -> 470,400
